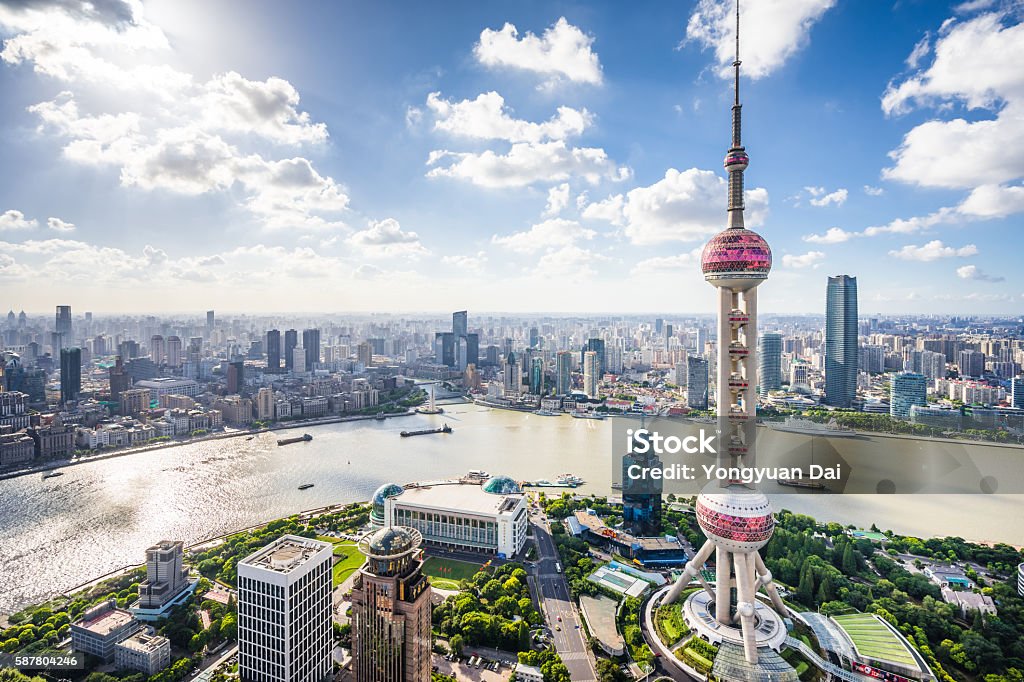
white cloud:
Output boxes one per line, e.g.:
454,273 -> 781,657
956,264 -> 1004,282
543,183 -> 571,216
618,168 -> 769,245
0,210 -> 38,231
427,92 -> 591,143
906,35 -> 931,69
580,193 -> 625,225
889,240 -> 978,261
46,217 -> 75,232
863,207 -> 959,236
808,187 -> 847,207
882,13 -> 1024,190
957,183 -> 1024,218
347,218 -> 428,258
426,141 -> 630,189
474,17 -> 602,88
685,0 -> 836,80
441,252 -> 488,272
492,218 -> 595,254
782,250 -> 825,268
863,185 -> 885,196
631,247 -> 703,274
803,227 -> 853,244
199,71 -> 328,145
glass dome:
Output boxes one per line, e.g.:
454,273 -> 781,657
370,483 -> 404,526
482,475 -> 521,495
366,526 -> 416,556
701,228 -> 772,284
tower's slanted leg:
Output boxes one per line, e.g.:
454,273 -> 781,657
664,539 -> 716,604
755,552 -> 788,614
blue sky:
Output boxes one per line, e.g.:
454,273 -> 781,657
0,0 -> 1022,314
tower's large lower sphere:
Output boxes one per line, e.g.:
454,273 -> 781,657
695,489 -> 775,552
701,228 -> 772,289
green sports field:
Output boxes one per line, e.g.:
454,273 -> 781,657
422,556 -> 484,590
833,613 -> 917,668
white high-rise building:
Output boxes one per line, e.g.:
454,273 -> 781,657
292,346 -> 306,374
583,350 -> 599,398
237,535 -> 333,682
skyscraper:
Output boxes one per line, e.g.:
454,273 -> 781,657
622,431 -> 662,537
664,6 -> 788,666
150,335 -> 166,365
60,347 -> 82,404
452,310 -> 467,338
891,372 -> 927,420
302,329 -> 320,371
350,526 -> 432,682
685,355 -> 709,409
166,336 -> 182,368
958,349 -> 985,378
758,332 -> 782,396
503,352 -> 520,396
266,329 -> 281,371
582,338 -> 606,376
825,275 -> 858,408
1012,376 -> 1024,410
284,329 -> 298,371
583,350 -> 599,398
226,361 -> 245,394
555,351 -> 572,395
206,310 -> 215,330
237,536 -> 333,682
55,305 -> 72,346
529,356 -> 544,395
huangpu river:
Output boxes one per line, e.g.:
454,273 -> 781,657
1,404 -> 1022,614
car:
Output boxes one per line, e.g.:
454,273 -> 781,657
555,625 -> 561,631
557,615 -> 562,621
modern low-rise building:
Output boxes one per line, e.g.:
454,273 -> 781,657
114,631 -> 171,675
132,540 -> 197,621
513,663 -> 545,682
382,476 -> 527,558
71,599 -> 141,662
237,535 -> 333,682
940,589 -> 997,618
135,377 -> 201,400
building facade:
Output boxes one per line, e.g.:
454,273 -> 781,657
891,372 -> 927,420
114,631 -> 171,675
825,275 -> 858,408
237,536 -> 333,682
351,526 -> 432,682
758,333 -> 782,395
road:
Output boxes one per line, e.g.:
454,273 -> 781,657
528,507 -> 597,682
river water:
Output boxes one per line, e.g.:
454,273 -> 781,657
1,404 -> 1021,614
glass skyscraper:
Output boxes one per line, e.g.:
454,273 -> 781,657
891,372 -> 927,420
825,275 -> 858,408
758,332 -> 782,396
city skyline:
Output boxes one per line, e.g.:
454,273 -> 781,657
1,1 -> 1023,313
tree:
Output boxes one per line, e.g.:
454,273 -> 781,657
842,544 -> 858,574
448,633 -> 464,656
797,562 -> 815,605
596,659 -> 628,682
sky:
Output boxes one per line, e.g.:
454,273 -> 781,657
0,0 -> 1022,316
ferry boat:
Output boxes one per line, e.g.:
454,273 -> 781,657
570,411 -> 606,420
375,411 -> 387,421
534,409 -> 561,416
41,471 -> 64,480
277,433 -> 313,446
400,424 -> 452,437
298,483 -> 314,490
557,473 -> 584,486
769,416 -> 858,438
777,479 -> 830,492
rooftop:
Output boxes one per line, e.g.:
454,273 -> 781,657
75,606 -> 135,637
117,631 -> 169,653
239,535 -> 331,574
395,481 -> 523,516
832,613 -> 919,669
579,595 -> 625,652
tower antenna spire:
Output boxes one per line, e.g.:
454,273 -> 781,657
725,0 -> 748,228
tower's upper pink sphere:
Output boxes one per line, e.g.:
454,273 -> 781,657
696,490 -> 775,552
701,227 -> 772,284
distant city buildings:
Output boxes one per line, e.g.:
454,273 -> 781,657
237,535 -> 333,682
685,355 -> 709,410
891,372 -> 928,420
60,346 -> 81,404
133,540 -> 195,620
758,332 -> 782,395
825,275 -> 859,408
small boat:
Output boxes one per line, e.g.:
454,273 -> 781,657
278,433 -> 313,446
534,409 -> 560,416
571,411 -> 606,420
770,417 -> 858,438
556,473 -> 584,487
298,483 -> 314,490
375,412 -> 387,421
400,424 -> 453,437
42,471 -> 64,480
245,436 -> 255,440
777,479 -> 830,492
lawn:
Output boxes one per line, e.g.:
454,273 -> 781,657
833,614 -> 917,667
331,543 -> 366,587
654,602 -> 689,646
422,556 -> 484,590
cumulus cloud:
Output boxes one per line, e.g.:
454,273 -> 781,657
441,251 -> 488,272
347,218 -> 428,257
474,17 -> 602,88
889,240 -> 978,261
543,183 -> 571,216
803,227 -> 853,244
685,0 -> 836,80
580,193 -> 625,225
491,218 -> 595,254
863,185 -> 885,196
956,264 -> 1004,282
593,168 -> 768,245
46,216 -> 75,232
882,12 -> 1024,190
426,140 -> 630,189
536,245 -> 607,277
631,247 -> 703,275
957,183 -> 1024,218
781,250 -> 825,268
806,187 -> 847,207
0,210 -> 38,231
427,92 -> 591,143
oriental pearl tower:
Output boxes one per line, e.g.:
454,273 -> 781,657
662,0 -> 788,667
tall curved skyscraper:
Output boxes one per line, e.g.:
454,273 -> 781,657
662,0 -> 787,666
825,275 -> 859,407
